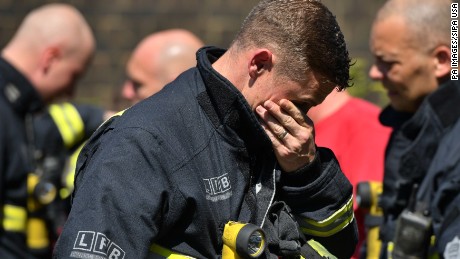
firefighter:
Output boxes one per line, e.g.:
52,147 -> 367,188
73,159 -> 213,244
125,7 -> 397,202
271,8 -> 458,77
0,4 -> 95,258
54,0 -> 358,258
368,0 -> 460,258
28,102 -> 112,256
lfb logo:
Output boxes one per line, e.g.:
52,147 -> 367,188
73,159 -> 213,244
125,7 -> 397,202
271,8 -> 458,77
72,231 -> 125,259
204,173 -> 231,195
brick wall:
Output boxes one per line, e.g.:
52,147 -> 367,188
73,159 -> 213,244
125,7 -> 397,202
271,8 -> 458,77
0,0 -> 384,110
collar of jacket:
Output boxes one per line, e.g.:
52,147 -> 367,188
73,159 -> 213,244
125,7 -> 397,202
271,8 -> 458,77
0,57 -> 44,116
379,80 -> 460,136
195,46 -> 273,154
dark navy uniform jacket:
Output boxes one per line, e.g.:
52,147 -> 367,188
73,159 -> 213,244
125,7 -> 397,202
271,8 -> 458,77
0,57 -> 44,258
54,47 -> 357,259
378,80 -> 460,258
0,56 -> 104,258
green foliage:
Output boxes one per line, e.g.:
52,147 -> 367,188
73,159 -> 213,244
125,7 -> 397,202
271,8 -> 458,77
347,58 -> 389,107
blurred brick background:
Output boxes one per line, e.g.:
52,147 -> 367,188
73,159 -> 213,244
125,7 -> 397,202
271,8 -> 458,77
0,0 -> 385,110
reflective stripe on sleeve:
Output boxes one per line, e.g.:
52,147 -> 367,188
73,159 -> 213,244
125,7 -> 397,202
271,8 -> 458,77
2,204 -> 27,232
60,144 -> 84,199
48,103 -> 85,149
297,196 -> 354,237
306,239 -> 338,259
149,244 -> 196,258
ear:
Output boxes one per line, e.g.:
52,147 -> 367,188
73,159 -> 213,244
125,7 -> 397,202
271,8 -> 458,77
248,49 -> 273,79
39,46 -> 62,74
432,45 -> 451,78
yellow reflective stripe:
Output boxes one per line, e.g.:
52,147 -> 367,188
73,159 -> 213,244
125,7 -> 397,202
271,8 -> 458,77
307,239 -> 338,259
27,217 -> 49,249
298,196 -> 354,237
431,235 -> 436,246
387,242 -> 394,259
59,188 -> 70,200
150,244 -> 195,258
3,204 -> 27,232
66,145 -> 83,188
112,109 -> 126,118
428,235 -> 440,259
48,103 -> 84,149
60,143 -> 84,199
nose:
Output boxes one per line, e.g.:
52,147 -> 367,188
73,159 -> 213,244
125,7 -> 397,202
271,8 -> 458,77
369,64 -> 383,81
121,81 -> 136,101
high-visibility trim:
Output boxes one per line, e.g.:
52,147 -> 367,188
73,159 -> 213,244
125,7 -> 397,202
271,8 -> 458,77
387,241 -> 394,259
306,239 -> 338,259
430,235 -> 436,246
27,217 -> 49,249
3,204 -> 27,232
298,196 -> 354,237
111,109 -> 126,119
59,188 -> 70,200
48,103 -> 84,149
428,235 -> 440,259
65,145 -> 83,188
150,244 -> 195,258
60,144 -> 83,199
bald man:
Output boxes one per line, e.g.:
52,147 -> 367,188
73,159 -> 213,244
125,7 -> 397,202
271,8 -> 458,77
0,3 -> 94,258
121,29 -> 204,105
56,30 -> 202,218
368,0 -> 460,258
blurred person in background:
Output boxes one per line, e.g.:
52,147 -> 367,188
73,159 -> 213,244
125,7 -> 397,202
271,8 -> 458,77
0,3 -> 95,258
368,0 -> 460,258
31,102 -> 115,255
61,28 -> 204,198
121,28 -> 204,105
308,89 -> 391,258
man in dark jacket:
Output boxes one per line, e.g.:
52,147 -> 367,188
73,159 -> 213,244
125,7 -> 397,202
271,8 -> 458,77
54,0 -> 358,258
368,0 -> 460,258
0,4 -> 95,258
30,103 -> 111,252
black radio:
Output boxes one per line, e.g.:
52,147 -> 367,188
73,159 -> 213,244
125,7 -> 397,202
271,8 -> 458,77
391,184 -> 432,259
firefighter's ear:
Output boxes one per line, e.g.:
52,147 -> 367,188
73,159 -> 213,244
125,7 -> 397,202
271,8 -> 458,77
248,49 -> 273,79
39,46 -> 62,74
432,45 -> 451,79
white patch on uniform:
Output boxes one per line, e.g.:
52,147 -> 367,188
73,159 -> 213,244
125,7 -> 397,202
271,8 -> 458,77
71,231 -> 125,259
73,231 -> 95,251
444,236 -> 460,259
256,182 -> 262,194
4,84 -> 20,103
203,173 -> 232,202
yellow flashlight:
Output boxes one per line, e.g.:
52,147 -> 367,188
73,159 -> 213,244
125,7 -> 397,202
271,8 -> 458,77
356,181 -> 383,259
222,221 -> 266,259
